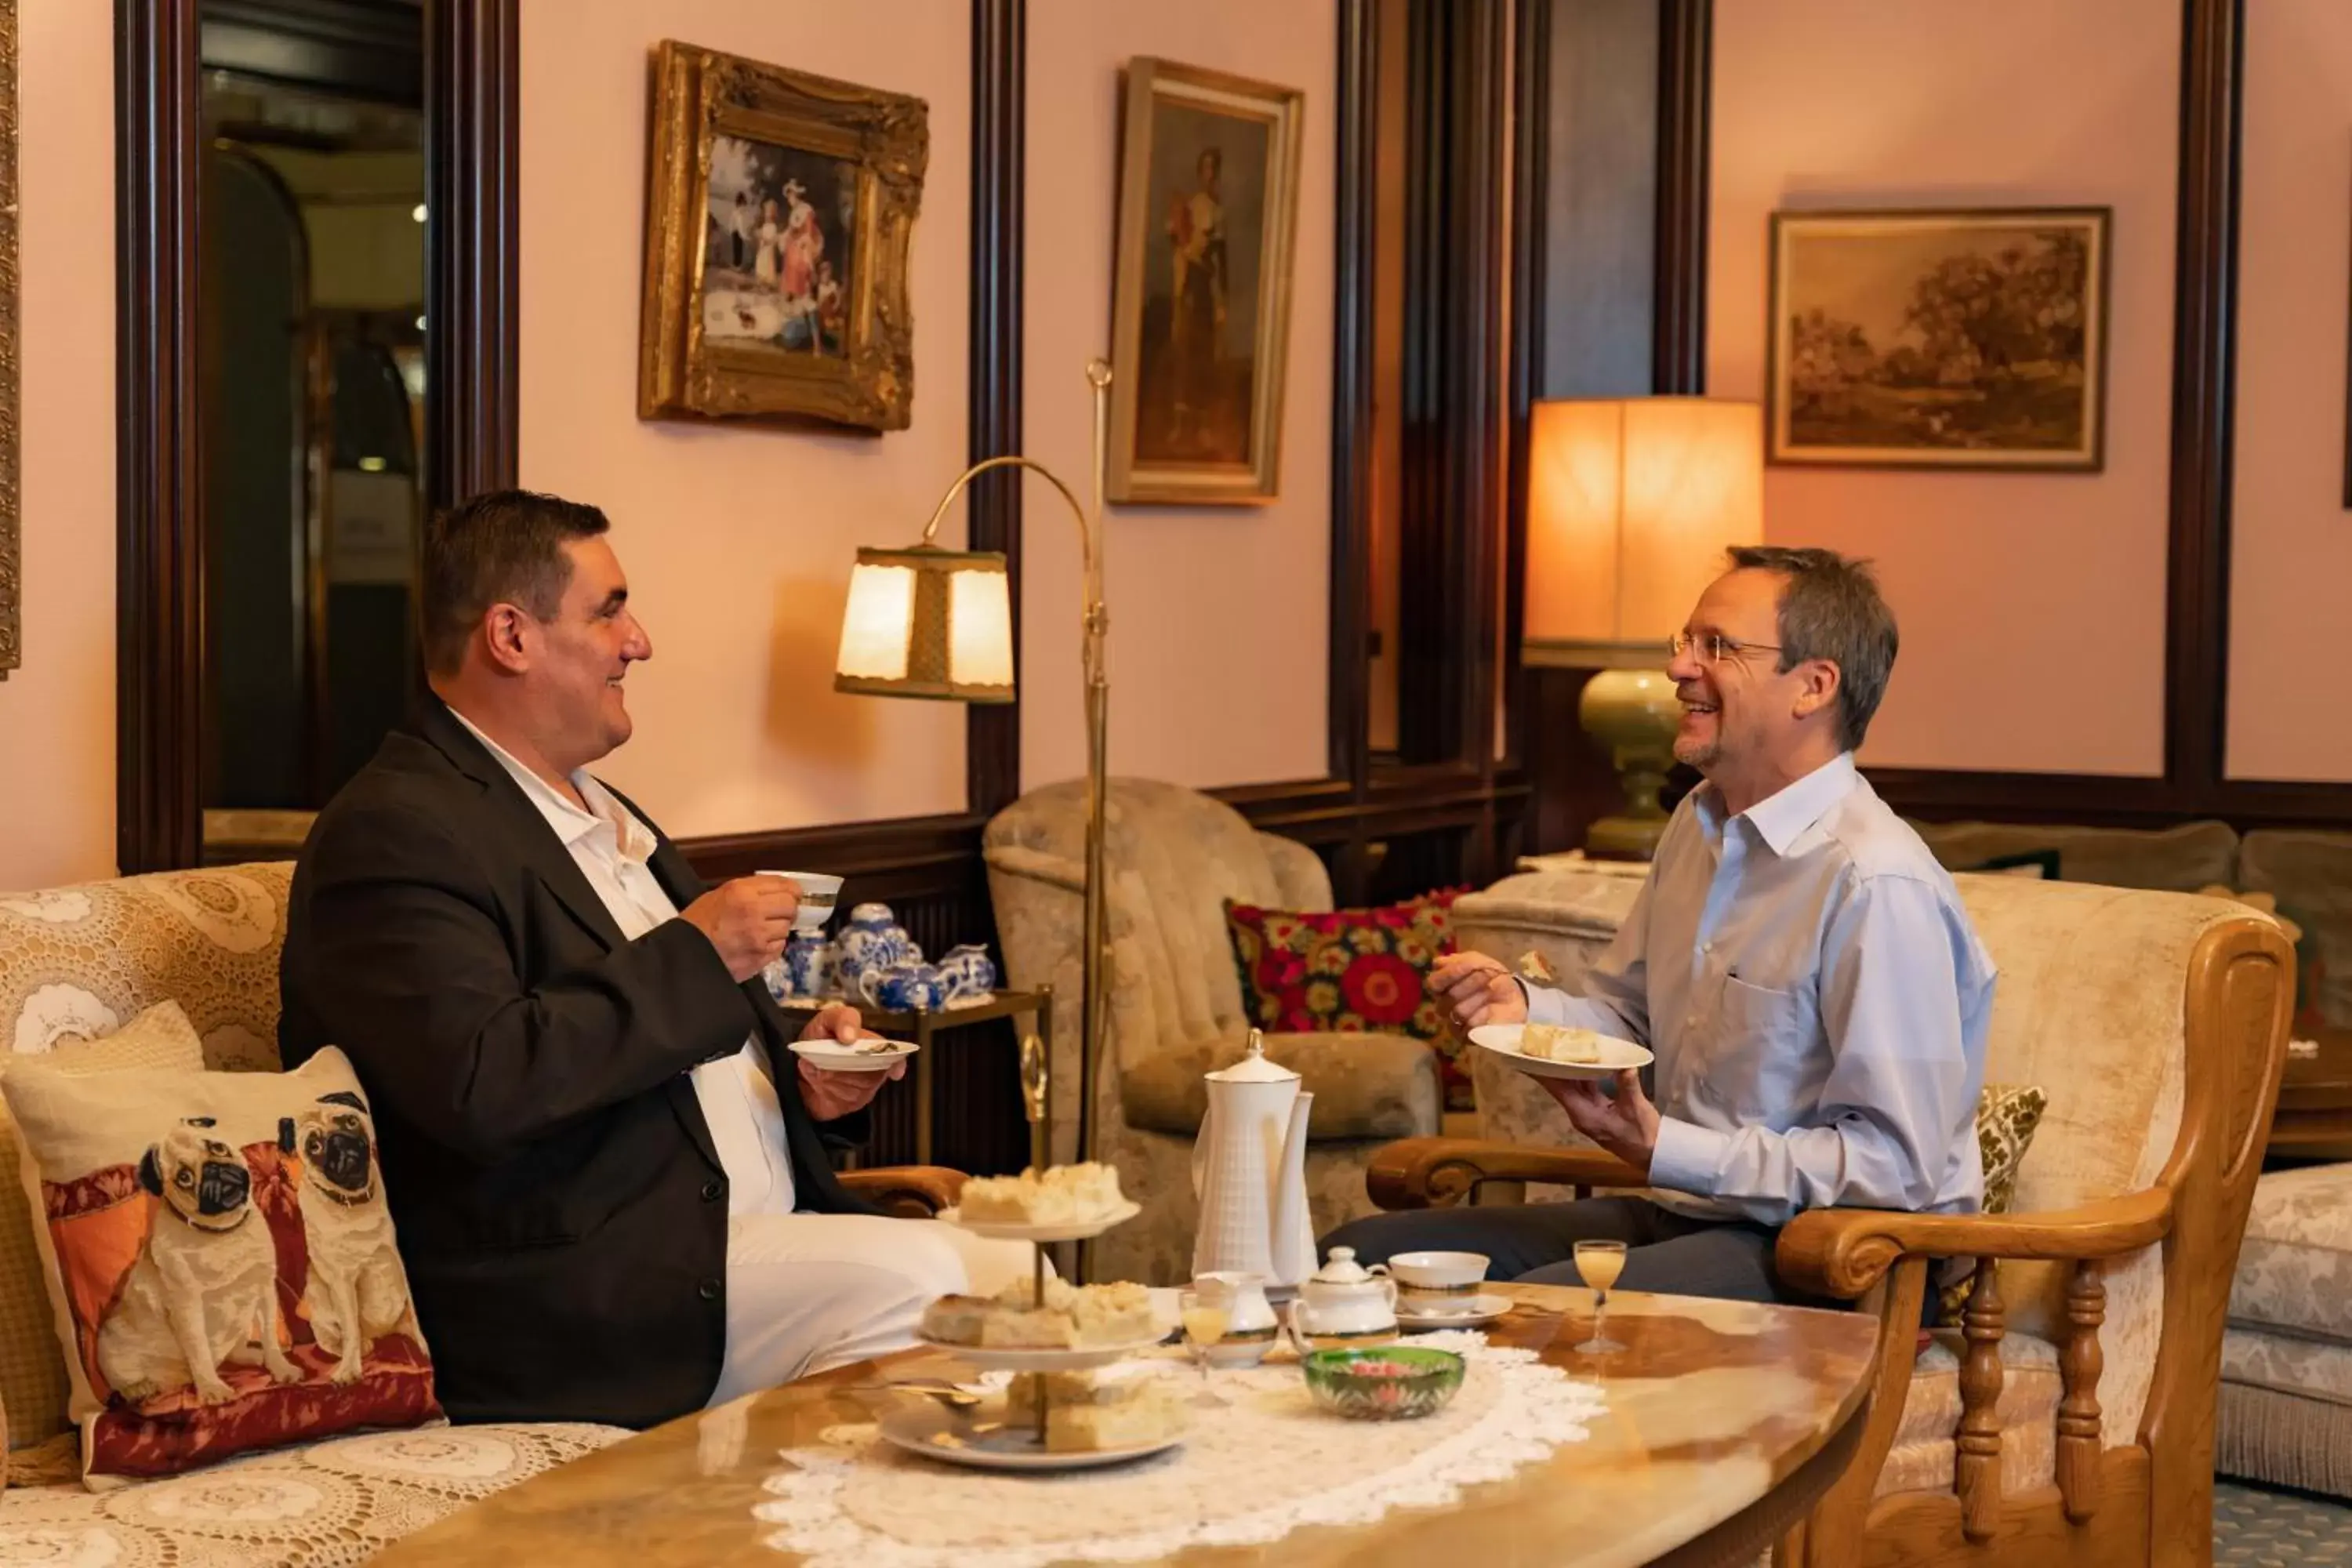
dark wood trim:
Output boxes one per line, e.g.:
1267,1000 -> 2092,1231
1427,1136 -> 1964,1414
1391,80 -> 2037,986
2165,0 -> 2242,797
116,0 -> 205,875
422,0 -> 520,516
1652,0 -> 1711,395
966,0 -> 1024,822
1328,0 -> 1376,801
1501,0 -> 1547,775
681,812 -> 988,902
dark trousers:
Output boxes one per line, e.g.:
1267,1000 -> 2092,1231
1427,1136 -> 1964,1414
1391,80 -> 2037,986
1323,1196 -> 1830,1307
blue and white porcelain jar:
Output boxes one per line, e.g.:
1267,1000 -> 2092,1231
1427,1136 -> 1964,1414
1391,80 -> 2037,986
783,931 -> 836,1000
935,943 -> 997,1005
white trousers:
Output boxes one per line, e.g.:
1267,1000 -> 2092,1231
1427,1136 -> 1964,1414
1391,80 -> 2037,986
708,1213 -> 1040,1407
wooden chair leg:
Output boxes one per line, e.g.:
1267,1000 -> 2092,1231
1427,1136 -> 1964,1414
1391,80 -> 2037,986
1955,1261 -> 2007,1541
1791,1258 -> 1929,1568
2056,1258 -> 2106,1523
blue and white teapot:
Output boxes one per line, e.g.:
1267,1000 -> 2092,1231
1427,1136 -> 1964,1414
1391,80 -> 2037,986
837,903 -> 916,994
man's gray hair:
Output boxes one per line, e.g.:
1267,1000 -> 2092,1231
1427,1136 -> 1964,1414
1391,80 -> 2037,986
1725,545 -> 1899,753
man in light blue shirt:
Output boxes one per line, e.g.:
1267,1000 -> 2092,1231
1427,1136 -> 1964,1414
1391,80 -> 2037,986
1325,546 -> 1994,1304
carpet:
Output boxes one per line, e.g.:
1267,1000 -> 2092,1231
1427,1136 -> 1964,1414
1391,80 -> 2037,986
2217,1479 -> 2352,1565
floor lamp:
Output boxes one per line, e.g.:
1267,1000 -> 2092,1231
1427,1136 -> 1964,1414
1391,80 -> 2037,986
833,361 -> 1116,1189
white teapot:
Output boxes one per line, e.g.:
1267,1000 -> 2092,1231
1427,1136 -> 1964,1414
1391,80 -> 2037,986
1288,1246 -> 1399,1349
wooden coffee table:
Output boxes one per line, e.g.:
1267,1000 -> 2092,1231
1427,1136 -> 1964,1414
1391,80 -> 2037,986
374,1283 -> 1878,1568
2270,1026 -> 2352,1162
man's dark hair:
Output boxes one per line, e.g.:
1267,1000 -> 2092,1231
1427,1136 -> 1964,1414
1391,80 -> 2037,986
1725,544 -> 1899,753
420,489 -> 611,677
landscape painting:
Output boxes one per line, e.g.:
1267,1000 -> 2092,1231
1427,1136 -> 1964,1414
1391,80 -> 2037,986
1766,208 -> 2111,470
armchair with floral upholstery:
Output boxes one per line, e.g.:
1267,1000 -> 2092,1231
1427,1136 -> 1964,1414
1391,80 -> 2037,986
1368,866 -> 2292,1568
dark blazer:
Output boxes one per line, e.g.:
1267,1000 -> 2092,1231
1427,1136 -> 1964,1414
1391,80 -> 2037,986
279,697 -> 866,1428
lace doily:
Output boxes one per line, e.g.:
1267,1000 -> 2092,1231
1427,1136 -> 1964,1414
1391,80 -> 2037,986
754,1332 -> 1605,1568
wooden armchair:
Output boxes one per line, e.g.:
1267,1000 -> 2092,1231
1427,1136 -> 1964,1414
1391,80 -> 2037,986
1370,877 -> 2294,1568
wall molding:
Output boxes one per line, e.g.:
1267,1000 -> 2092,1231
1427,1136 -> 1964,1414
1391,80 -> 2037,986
1652,0 -> 1711,395
966,0 -> 1024,823
423,0 -> 521,517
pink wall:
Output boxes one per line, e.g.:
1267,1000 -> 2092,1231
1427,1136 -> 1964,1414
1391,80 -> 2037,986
2227,0 -> 2352,783
1021,0 -> 1335,793
516,0 -> 972,837
1709,0 -> 2180,775
0,0 -> 118,889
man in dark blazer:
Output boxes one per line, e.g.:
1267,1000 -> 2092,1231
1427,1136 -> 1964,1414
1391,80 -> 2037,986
281,489 -> 1026,1428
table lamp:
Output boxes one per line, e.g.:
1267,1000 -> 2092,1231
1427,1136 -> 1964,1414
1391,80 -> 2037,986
1522,397 -> 1762,858
834,361 -> 1116,1180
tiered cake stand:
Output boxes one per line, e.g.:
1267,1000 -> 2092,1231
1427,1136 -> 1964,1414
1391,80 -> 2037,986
892,1198 -> 1170,1472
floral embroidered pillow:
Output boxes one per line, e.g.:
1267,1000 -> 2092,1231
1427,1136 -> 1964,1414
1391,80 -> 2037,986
2,1046 -> 439,1483
1224,891 -> 1470,1108
1936,1081 -> 2049,1327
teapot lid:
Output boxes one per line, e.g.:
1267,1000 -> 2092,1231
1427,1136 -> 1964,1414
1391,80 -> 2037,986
1205,1029 -> 1298,1084
1309,1246 -> 1377,1286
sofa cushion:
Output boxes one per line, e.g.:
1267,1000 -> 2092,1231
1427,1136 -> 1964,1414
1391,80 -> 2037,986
2230,1163 -> 2352,1342
5,1047 -> 440,1482
2225,1321 -> 2352,1406
1224,891 -> 1467,1105
1907,818 -> 2241,894
1878,1330 -> 2062,1498
0,866 -> 294,1074
1121,1031 -> 1439,1142
0,1004 -> 209,1460
1934,1082 -> 2050,1325
0,1422 -> 627,1565
2240,829 -> 2352,1030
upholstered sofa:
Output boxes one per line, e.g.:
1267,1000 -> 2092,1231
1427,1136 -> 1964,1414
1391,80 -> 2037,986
1377,863 -> 2291,1568
0,862 -> 960,1564
985,780 -> 1443,1285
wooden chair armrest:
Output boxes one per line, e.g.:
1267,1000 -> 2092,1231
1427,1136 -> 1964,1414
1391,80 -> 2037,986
840,1165 -> 969,1218
1777,1186 -> 2175,1300
1367,1138 -> 1649,1210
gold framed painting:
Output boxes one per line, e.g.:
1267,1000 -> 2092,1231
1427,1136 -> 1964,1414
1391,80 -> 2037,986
1106,59 -> 1304,505
1766,207 -> 2111,471
639,41 -> 926,433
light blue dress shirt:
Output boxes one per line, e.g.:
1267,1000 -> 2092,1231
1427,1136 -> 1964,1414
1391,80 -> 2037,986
1526,753 -> 1995,1228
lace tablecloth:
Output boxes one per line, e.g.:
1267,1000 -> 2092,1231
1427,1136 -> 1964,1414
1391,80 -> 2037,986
753,1332 -> 1605,1568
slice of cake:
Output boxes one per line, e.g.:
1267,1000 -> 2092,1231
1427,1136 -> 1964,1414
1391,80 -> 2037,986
986,1277 -> 1159,1348
919,1294 -> 993,1346
978,1308 -> 1079,1350
1006,1367 -> 1187,1452
1521,1022 -> 1603,1063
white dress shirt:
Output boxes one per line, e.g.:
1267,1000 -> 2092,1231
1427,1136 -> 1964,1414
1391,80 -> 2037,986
1527,753 -> 1996,1227
451,713 -> 795,1218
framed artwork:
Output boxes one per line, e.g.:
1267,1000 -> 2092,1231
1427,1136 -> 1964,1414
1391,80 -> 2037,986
1106,59 -> 1304,505
1765,207 -> 2111,471
639,40 -> 926,433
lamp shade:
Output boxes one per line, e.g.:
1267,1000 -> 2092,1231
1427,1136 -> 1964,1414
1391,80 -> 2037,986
1523,397 -> 1763,666
833,544 -> 1015,702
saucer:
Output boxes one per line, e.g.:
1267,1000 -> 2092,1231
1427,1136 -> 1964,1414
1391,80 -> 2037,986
1396,1292 -> 1513,1329
787,1036 -> 917,1073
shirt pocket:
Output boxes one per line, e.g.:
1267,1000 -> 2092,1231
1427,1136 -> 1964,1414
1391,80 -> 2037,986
1690,972 -> 1820,1121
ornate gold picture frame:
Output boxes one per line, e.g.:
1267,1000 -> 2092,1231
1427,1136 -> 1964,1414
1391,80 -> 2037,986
638,41 -> 927,433
0,0 -> 17,678
1106,59 -> 1304,506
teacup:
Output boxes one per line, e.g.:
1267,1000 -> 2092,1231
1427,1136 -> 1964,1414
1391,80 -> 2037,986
759,871 -> 844,934
1388,1250 -> 1491,1315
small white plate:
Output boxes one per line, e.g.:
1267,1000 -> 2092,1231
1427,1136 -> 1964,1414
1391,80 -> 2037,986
937,1199 -> 1142,1243
877,1403 -> 1181,1472
910,1332 -> 1167,1373
1396,1291 -> 1515,1329
787,1036 -> 918,1073
1468,1023 -> 1653,1081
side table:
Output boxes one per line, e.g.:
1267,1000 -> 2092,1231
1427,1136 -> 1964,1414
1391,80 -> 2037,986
2270,1025 -> 2352,1163
771,986 -> 1053,1170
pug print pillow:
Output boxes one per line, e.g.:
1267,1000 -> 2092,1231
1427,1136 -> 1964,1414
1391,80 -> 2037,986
1,1046 -> 439,1481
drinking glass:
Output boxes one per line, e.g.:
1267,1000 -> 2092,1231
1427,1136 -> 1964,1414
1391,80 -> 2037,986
1178,1288 -> 1231,1406
1573,1240 -> 1628,1356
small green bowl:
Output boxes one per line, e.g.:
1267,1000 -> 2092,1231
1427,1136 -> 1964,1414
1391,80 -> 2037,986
1301,1345 -> 1465,1421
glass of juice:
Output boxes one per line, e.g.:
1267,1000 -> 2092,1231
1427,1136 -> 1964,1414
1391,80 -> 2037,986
1573,1240 -> 1628,1356
1178,1288 -> 1232,1406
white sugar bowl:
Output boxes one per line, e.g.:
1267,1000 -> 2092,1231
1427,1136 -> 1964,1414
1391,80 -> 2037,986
1289,1246 -> 1399,1349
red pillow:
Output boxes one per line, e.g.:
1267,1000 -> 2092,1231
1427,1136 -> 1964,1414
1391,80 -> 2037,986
1224,890 -> 1471,1109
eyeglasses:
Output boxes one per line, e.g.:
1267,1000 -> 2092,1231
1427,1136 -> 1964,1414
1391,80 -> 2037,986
1668,630 -> 1782,664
